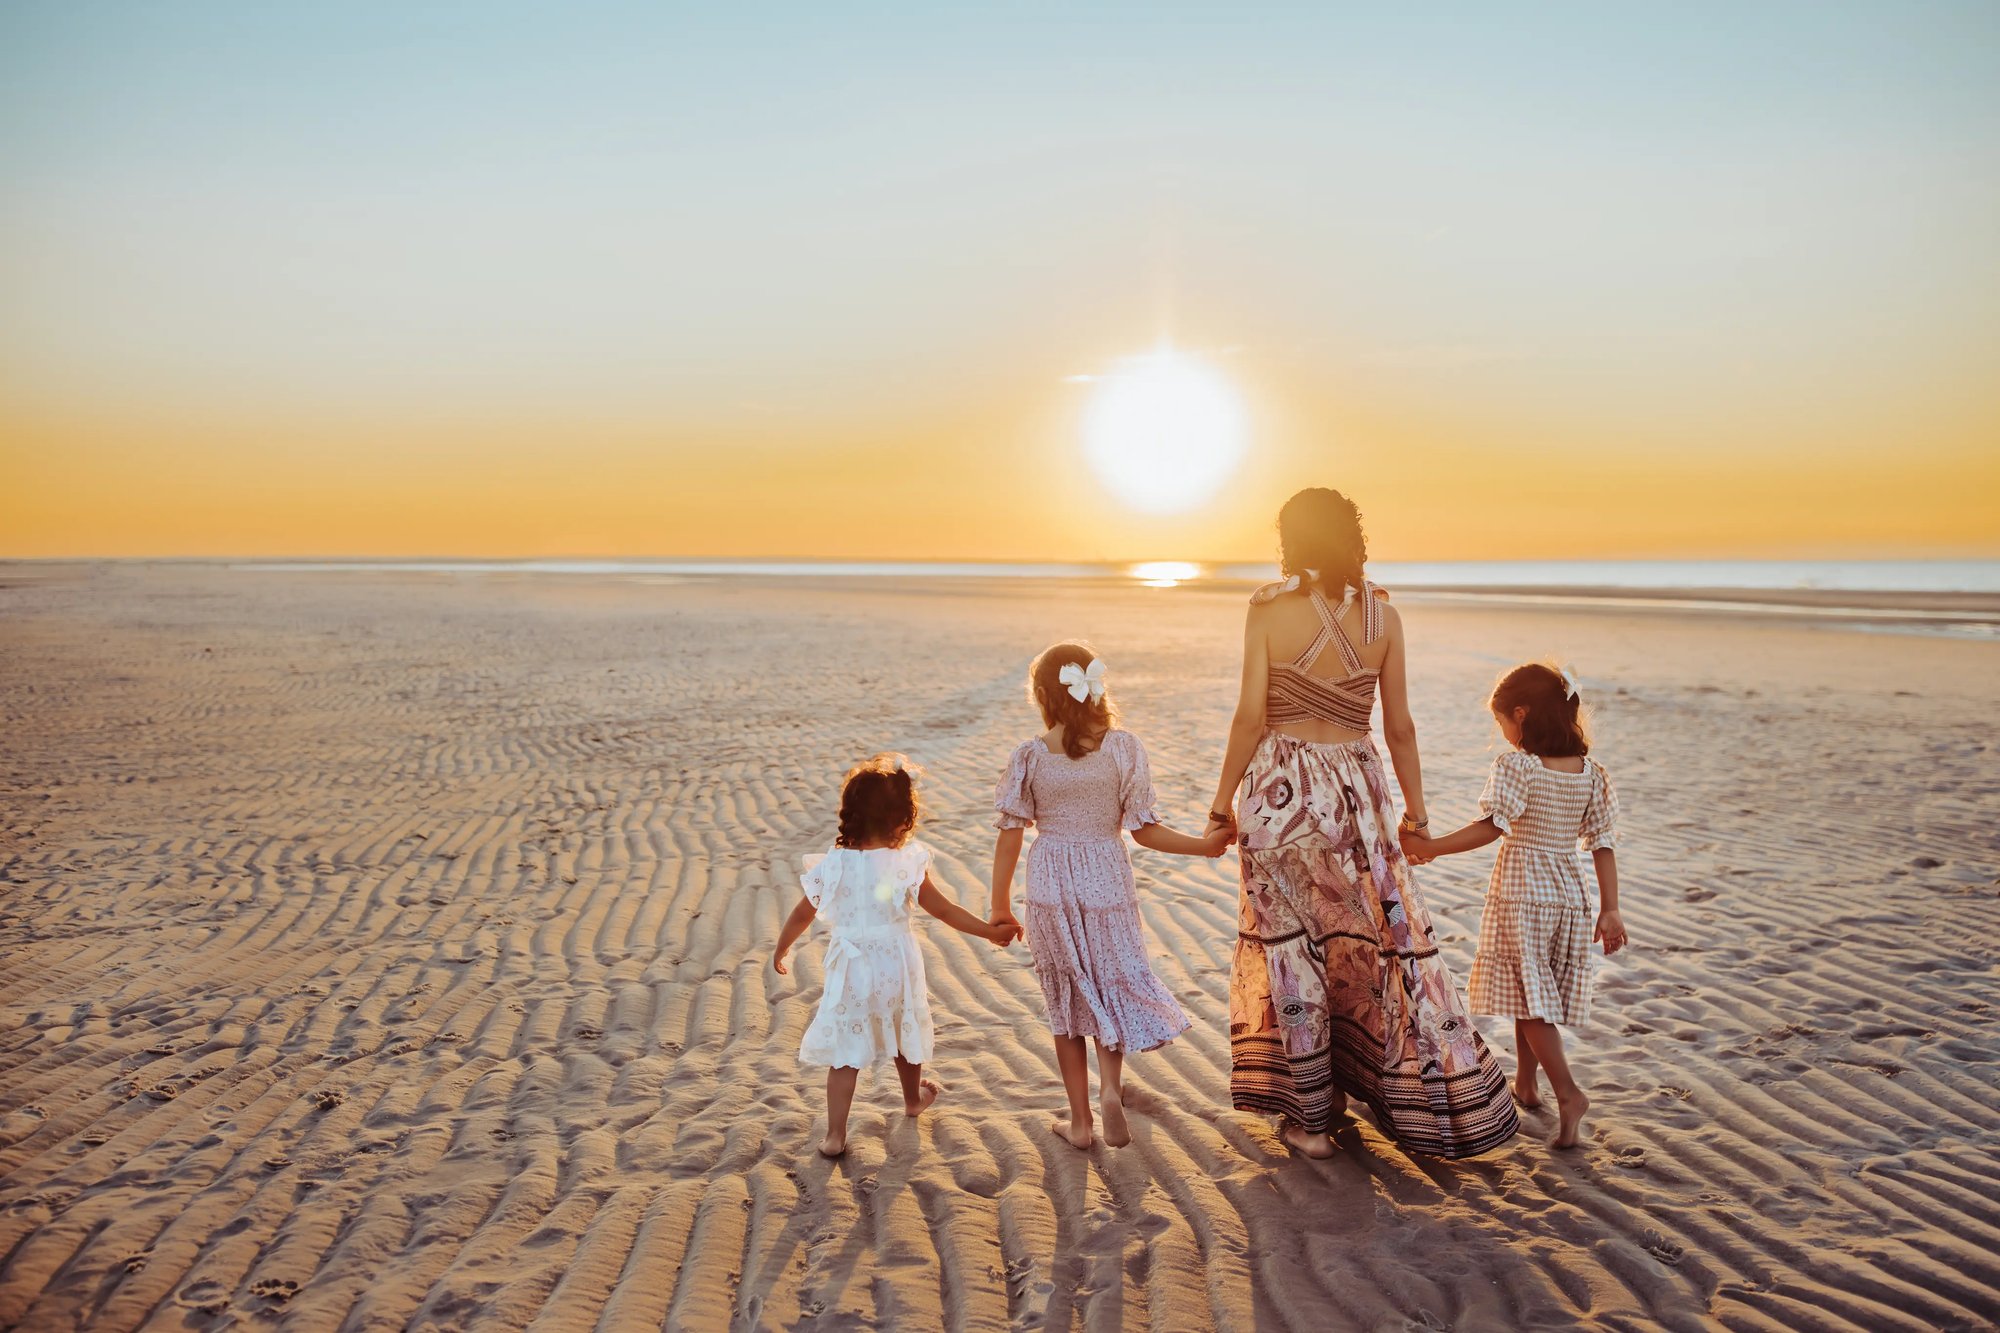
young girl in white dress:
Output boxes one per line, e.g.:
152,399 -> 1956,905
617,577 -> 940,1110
1400,663 -> 1625,1148
772,753 -> 1016,1157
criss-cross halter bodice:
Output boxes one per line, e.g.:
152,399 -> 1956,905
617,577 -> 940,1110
1265,582 -> 1385,732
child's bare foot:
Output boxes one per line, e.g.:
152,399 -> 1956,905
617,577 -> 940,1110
1099,1095 -> 1131,1147
1281,1122 -> 1335,1159
904,1078 -> 942,1117
1551,1090 -> 1589,1148
1514,1073 -> 1544,1110
818,1132 -> 847,1158
1329,1089 -> 1350,1120
1050,1118 -> 1094,1150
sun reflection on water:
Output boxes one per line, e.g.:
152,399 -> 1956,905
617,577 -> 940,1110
1128,561 -> 1205,588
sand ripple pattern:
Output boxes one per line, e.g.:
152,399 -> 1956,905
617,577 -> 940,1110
2,565 -> 1997,1331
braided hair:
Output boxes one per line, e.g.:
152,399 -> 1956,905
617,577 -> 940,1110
1277,487 -> 1368,597
835,752 -> 923,848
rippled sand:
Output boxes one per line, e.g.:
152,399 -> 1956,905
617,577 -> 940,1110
2,564 -> 1996,1330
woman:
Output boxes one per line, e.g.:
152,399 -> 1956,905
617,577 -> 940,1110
1205,487 -> 1517,1159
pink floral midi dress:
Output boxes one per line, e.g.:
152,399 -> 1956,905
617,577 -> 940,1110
995,730 -> 1192,1053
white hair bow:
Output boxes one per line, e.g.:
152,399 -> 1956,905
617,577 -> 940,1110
1058,659 -> 1107,704
1275,567 -> 1321,594
1559,665 -> 1580,700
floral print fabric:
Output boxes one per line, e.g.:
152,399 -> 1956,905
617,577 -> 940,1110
1229,732 -> 1518,1157
995,732 -> 1191,1053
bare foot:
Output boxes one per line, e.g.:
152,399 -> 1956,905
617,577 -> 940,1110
905,1078 -> 942,1117
1551,1090 -> 1590,1148
1282,1122 -> 1335,1159
1328,1089 -> 1350,1120
1514,1074 -> 1544,1110
818,1132 -> 847,1158
1100,1095 -> 1131,1148
1049,1119 -> 1094,1150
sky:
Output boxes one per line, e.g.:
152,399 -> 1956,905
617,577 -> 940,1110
3,2 -> 1996,562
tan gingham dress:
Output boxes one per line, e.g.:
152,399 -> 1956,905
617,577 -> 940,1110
1466,751 -> 1619,1025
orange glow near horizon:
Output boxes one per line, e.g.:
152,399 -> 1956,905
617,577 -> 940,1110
3,9 -> 1996,562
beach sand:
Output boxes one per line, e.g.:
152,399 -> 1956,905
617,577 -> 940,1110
2,564 -> 1997,1331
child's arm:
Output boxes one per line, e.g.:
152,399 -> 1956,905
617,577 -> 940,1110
1592,848 -> 1626,954
771,895 -> 817,974
989,827 -> 1025,936
1402,817 -> 1502,862
1132,822 -> 1232,858
919,874 -> 1016,946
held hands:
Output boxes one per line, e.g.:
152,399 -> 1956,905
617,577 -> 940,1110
1594,907 -> 1628,955
1202,807 -> 1236,859
986,909 -> 1025,947
1398,820 -> 1434,866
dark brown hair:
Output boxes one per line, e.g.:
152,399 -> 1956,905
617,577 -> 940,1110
1029,642 -> 1117,760
835,752 -> 922,849
1490,663 -> 1590,759
1277,487 -> 1368,597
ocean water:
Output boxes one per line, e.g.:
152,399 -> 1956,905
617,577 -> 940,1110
237,557 -> 2000,594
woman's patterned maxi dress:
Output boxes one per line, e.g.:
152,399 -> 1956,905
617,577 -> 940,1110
1228,582 -> 1519,1158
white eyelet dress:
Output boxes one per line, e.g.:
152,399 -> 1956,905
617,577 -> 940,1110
1466,752 -> 1620,1026
796,841 -> 936,1069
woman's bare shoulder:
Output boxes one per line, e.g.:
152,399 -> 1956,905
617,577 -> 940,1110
1248,578 -> 1294,607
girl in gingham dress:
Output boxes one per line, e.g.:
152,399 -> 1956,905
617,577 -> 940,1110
1401,663 -> 1624,1148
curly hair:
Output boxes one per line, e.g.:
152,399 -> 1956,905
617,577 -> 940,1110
1277,487 -> 1368,597
834,752 -> 923,849
1028,642 -> 1117,760
1491,663 -> 1591,759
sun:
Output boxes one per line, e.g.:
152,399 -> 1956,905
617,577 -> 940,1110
1080,347 -> 1247,515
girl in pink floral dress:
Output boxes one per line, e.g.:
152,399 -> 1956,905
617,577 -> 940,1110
989,643 -> 1230,1150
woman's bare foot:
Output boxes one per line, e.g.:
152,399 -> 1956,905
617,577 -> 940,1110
1099,1095 -> 1131,1147
1551,1089 -> 1590,1148
1514,1073 -> 1544,1110
1328,1089 -> 1350,1120
818,1132 -> 847,1158
905,1078 -> 942,1116
1281,1122 -> 1335,1159
1050,1118 -> 1094,1150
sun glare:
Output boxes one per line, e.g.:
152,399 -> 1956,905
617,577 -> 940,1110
1081,348 -> 1246,515
1129,560 -> 1204,587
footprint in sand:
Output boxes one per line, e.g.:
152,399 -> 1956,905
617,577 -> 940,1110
121,1253 -> 148,1274
251,1277 -> 299,1305
175,1280 -> 230,1315
1645,1233 -> 1687,1265
308,1088 -> 344,1111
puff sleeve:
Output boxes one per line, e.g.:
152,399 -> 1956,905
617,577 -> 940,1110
893,840 -> 933,908
1115,731 -> 1161,831
800,850 -> 836,910
994,742 -> 1037,830
1478,752 -> 1532,835
1579,761 -> 1620,851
